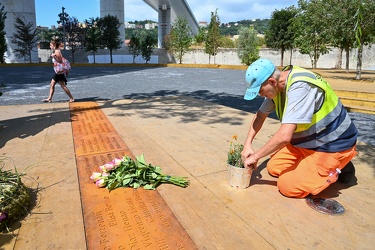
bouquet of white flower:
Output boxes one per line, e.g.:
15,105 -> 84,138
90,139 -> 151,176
90,154 -> 189,191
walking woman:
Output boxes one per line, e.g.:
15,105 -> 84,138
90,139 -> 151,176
42,40 -> 74,103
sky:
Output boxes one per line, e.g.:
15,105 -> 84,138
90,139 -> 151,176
35,0 -> 299,27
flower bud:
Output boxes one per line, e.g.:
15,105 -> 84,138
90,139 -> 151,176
96,178 -> 106,188
99,162 -> 115,172
112,158 -> 122,167
90,172 -> 102,182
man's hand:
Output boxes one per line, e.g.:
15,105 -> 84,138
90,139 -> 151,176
242,145 -> 258,171
244,154 -> 258,171
241,144 -> 254,162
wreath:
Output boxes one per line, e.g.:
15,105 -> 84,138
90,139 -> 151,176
0,157 -> 31,232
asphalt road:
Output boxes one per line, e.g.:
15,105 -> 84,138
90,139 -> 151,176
0,65 -> 374,146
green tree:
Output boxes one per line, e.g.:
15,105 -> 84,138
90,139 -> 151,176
140,31 -> 157,63
65,17 -> 85,63
98,14 -> 122,64
220,23 -> 239,37
293,0 -> 332,68
11,16 -> 38,63
237,26 -> 259,65
0,3 -> 7,63
37,28 -> 59,49
265,7 -> 297,66
166,16 -> 192,64
220,19 -> 270,37
84,17 -> 101,64
126,28 -> 157,43
205,9 -> 221,64
220,36 -> 235,48
194,26 -> 206,44
353,0 -> 375,79
128,35 -> 141,63
323,0 -> 360,71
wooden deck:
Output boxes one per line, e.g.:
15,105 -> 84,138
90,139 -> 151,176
1,96 -> 374,249
103,96 -> 375,249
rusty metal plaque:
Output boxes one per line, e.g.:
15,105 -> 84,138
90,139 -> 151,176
70,102 -> 197,249
73,133 -> 130,156
70,102 -> 130,156
76,154 -> 197,249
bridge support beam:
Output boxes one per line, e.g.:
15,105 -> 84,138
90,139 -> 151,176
3,0 -> 38,63
157,4 -> 171,48
143,0 -> 199,49
100,0 -> 125,47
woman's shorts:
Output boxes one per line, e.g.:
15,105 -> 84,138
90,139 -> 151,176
52,73 -> 67,84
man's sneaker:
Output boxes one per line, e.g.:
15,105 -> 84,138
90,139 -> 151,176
338,161 -> 355,184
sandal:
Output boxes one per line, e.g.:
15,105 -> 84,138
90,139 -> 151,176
42,99 -> 52,103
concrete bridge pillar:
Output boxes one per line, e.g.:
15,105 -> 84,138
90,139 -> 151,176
100,0 -> 125,47
157,4 -> 172,48
3,0 -> 39,63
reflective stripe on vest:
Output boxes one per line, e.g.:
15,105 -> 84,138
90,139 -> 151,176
274,66 -> 357,151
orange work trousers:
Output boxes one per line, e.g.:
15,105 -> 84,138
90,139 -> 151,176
267,143 -> 357,198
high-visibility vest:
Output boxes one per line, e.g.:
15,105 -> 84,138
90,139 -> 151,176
273,65 -> 357,152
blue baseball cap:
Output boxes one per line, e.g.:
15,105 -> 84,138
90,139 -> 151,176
244,58 -> 276,100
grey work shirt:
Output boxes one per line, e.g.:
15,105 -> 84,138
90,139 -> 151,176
259,81 -> 325,124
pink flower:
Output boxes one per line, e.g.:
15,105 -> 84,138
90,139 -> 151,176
112,158 -> 122,167
96,178 -> 106,188
90,172 -> 102,182
0,211 -> 8,223
99,162 -> 115,172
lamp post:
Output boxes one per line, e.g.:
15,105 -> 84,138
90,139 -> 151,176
57,7 -> 69,50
